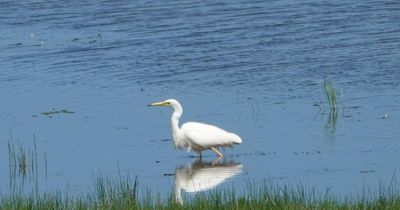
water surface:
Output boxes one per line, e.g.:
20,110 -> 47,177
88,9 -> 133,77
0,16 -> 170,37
1,0 -> 400,199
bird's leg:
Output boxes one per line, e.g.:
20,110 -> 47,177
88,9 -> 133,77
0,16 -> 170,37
210,147 -> 224,157
198,151 -> 202,160
212,156 -> 223,166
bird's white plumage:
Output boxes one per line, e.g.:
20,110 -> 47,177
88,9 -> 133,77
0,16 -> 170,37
181,122 -> 242,150
149,99 -> 242,156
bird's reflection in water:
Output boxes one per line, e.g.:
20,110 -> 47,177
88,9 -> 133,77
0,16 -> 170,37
174,158 -> 243,204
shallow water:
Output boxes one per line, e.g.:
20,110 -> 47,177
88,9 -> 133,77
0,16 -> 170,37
1,0 -> 400,198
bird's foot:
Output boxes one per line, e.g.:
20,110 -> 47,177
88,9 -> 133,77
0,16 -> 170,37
212,156 -> 223,166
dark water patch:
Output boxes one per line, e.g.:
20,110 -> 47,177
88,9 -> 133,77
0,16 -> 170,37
360,170 -> 376,174
41,109 -> 75,116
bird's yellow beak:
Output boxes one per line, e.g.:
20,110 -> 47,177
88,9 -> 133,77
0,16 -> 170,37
147,101 -> 169,107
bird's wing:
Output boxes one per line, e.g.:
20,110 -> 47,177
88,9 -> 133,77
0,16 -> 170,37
181,122 -> 241,148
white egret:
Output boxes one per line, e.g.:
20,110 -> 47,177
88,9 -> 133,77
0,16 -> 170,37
148,99 -> 242,157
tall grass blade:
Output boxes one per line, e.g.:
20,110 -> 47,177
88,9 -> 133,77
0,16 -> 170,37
320,80 -> 339,110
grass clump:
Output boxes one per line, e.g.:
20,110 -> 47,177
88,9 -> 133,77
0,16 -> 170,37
7,136 -> 44,195
1,178 -> 400,210
90,173 -> 139,209
320,80 -> 339,110
4,138 -> 400,209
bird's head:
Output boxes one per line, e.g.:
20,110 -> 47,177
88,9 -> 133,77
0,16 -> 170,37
148,99 -> 180,108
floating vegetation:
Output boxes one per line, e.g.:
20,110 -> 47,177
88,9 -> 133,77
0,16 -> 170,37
41,108 -> 75,116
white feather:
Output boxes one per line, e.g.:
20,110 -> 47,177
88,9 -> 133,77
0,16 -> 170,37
149,99 -> 242,156
182,122 -> 242,150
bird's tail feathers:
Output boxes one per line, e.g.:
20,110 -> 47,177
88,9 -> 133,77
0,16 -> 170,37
228,133 -> 242,144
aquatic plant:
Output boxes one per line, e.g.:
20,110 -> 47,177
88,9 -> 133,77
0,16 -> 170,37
3,138 -> 400,210
320,80 -> 338,110
1,175 -> 400,210
7,135 -> 46,200
325,108 -> 338,134
91,172 -> 139,209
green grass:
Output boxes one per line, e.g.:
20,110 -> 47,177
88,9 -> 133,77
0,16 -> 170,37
319,80 -> 347,133
4,137 -> 400,209
7,135 -> 47,201
320,80 -> 339,110
1,176 -> 400,210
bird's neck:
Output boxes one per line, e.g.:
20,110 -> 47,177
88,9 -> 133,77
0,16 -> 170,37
171,104 -> 183,145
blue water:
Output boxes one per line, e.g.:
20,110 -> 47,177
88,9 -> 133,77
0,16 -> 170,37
1,1 -> 400,198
